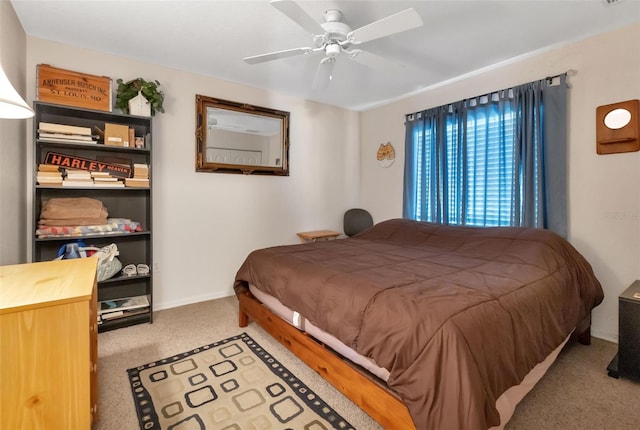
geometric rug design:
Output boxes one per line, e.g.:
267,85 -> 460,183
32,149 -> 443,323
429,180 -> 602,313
127,332 -> 355,430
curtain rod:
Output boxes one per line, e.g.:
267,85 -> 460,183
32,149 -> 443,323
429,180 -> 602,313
546,69 -> 575,84
406,70 -> 576,119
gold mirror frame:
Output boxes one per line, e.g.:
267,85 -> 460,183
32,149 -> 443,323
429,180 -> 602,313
196,95 -> 290,175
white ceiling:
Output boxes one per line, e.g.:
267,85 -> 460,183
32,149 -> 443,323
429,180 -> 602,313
10,0 -> 640,111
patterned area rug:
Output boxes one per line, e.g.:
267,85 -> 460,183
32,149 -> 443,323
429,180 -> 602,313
127,333 -> 355,430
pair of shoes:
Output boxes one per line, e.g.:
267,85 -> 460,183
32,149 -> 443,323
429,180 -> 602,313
137,264 -> 150,276
121,263 -> 150,277
122,264 -> 136,277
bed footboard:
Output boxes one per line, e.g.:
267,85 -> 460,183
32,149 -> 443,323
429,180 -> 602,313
237,290 -> 415,430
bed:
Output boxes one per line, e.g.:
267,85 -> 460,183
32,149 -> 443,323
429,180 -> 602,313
233,219 -> 603,430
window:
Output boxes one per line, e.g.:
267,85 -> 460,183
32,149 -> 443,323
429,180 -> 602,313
408,101 -> 515,227
403,76 -> 568,235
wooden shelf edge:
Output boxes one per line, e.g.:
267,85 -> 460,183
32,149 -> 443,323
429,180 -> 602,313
35,230 -> 151,242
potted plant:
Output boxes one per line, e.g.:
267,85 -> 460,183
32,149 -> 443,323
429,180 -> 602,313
115,78 -> 165,116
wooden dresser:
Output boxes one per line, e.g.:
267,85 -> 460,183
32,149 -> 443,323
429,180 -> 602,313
0,258 -> 98,429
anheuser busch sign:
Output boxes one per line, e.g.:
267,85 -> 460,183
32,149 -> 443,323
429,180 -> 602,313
37,64 -> 112,112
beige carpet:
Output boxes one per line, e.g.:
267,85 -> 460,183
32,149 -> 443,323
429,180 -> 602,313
97,296 -> 640,430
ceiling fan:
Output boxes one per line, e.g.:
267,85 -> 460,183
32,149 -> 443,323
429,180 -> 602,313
243,0 -> 424,90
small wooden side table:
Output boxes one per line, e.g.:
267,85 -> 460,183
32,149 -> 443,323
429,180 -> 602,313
297,230 -> 341,243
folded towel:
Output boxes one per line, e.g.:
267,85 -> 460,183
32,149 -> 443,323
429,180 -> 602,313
39,214 -> 109,227
40,197 -> 107,220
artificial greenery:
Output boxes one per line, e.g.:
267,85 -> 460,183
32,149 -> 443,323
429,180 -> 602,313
115,78 -> 165,116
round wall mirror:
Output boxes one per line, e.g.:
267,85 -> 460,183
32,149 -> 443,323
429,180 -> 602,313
604,108 -> 632,130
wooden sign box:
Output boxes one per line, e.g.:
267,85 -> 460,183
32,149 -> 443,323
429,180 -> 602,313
37,64 -> 112,112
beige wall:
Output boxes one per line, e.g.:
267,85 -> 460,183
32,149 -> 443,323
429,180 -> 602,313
24,38 -> 361,309
360,23 -> 640,342
0,0 -> 28,265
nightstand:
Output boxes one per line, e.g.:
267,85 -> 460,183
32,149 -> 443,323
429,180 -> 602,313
607,280 -> 640,381
297,230 -> 341,243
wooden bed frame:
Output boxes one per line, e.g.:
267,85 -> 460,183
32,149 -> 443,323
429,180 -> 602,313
238,289 -> 592,429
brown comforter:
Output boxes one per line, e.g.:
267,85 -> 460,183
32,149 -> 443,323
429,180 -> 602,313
234,219 -> 603,430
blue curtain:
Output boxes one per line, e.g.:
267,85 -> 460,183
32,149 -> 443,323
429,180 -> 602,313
403,75 -> 568,236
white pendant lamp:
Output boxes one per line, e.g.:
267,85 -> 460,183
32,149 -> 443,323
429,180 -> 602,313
0,64 -> 34,119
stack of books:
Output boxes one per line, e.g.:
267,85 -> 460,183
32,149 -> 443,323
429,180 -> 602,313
62,169 -> 94,187
97,295 -> 150,324
38,122 -> 96,144
125,163 -> 150,188
91,171 -> 125,188
36,164 -> 63,186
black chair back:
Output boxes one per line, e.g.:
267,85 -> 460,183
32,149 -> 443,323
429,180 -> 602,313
343,208 -> 373,237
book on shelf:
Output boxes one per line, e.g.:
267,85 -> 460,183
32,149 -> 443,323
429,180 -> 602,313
94,181 -> 125,188
37,178 -> 63,186
66,173 -> 92,180
99,295 -> 149,315
89,170 -> 125,187
36,171 -> 62,177
37,172 -> 63,178
39,121 -> 92,137
92,176 -> 119,182
125,178 -> 150,188
39,132 -> 95,142
99,307 -> 150,323
62,180 -> 95,187
37,175 -> 63,181
38,137 -> 99,146
38,163 -> 61,172
65,168 -> 90,174
91,171 -> 112,177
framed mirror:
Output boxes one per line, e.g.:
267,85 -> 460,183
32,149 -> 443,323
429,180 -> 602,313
196,95 -> 290,175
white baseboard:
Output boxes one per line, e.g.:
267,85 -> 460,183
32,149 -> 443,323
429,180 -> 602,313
592,329 -> 618,344
153,291 -> 234,312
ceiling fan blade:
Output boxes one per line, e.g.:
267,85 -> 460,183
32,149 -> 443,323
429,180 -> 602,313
348,49 -> 406,72
244,47 -> 313,64
348,8 -> 423,45
270,0 -> 325,35
312,57 -> 335,90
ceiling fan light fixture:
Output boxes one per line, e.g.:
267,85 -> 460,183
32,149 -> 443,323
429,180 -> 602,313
326,43 -> 341,58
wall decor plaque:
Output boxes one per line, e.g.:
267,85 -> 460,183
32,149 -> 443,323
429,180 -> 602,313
596,99 -> 639,155
37,64 -> 112,112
